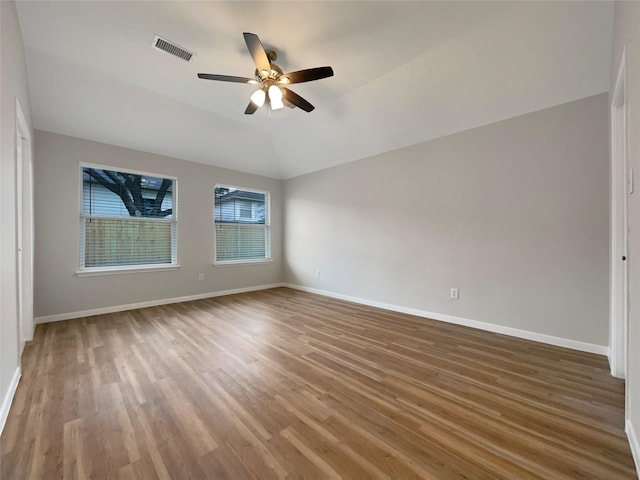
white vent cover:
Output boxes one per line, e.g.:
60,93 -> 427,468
152,35 -> 194,62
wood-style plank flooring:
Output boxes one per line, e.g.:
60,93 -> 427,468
1,287 -> 636,479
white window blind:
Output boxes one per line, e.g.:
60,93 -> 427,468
214,186 -> 270,263
80,166 -> 177,270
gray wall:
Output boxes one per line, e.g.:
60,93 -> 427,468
612,0 -> 640,469
1,0 -> 33,425
33,131 -> 283,319
284,94 -> 609,347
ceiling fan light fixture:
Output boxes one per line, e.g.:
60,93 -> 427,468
250,89 -> 266,107
271,98 -> 284,110
278,76 -> 290,84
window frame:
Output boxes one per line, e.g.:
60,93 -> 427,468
77,162 -> 179,276
213,184 -> 272,266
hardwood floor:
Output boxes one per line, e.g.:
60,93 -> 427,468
1,287 -> 636,479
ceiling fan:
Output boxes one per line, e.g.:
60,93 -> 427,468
198,32 -> 334,114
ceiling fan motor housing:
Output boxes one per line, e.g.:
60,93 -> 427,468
255,61 -> 285,83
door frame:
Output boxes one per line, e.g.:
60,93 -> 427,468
610,48 -> 629,382
15,99 -> 34,354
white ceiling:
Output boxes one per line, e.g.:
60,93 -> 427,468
16,1 -> 614,179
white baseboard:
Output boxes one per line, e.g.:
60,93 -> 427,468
0,367 -> 22,436
35,283 -> 285,324
35,282 -> 609,356
627,419 -> 640,478
284,284 -> 609,356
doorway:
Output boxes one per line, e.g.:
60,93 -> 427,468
610,50 -> 629,382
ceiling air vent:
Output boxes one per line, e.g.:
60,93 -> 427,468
152,35 -> 194,62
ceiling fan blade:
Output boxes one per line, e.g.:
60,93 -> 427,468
244,102 -> 259,115
280,66 -> 334,84
198,73 -> 255,83
282,88 -> 315,112
243,32 -> 271,73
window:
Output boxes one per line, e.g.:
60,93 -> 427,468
214,186 -> 270,263
79,165 -> 177,272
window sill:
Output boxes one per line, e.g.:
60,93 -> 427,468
214,259 -> 273,267
76,264 -> 180,277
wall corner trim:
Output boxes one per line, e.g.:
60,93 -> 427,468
1,367 -> 22,436
284,284 -> 609,356
627,419 -> 640,478
34,283 -> 286,324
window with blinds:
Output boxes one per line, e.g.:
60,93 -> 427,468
80,166 -> 177,270
214,186 -> 270,263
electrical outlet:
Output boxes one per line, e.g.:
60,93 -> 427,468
198,273 -> 204,281
450,288 -> 459,299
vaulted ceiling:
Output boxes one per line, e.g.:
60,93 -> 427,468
16,1 -> 614,179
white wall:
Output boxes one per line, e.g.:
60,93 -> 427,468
612,1 -> 640,472
0,0 -> 33,430
33,131 -> 283,320
284,94 -> 609,351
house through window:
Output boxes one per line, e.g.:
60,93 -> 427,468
80,165 -> 177,271
214,185 -> 271,263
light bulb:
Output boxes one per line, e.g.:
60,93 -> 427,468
268,85 -> 283,102
268,85 -> 284,110
250,89 -> 266,107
